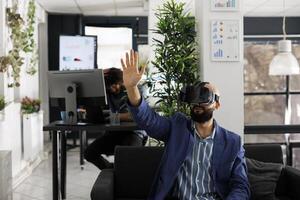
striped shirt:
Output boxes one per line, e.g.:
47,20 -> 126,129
173,123 -> 220,200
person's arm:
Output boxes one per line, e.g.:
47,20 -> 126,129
226,144 -> 250,200
120,50 -> 171,141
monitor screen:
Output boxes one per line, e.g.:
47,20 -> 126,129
48,69 -> 106,99
48,69 -> 107,123
59,35 -> 97,71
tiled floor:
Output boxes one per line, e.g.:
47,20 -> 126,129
13,147 -> 100,200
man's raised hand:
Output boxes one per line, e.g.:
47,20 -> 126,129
121,49 -> 146,89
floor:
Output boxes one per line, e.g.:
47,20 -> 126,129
13,147 -> 100,200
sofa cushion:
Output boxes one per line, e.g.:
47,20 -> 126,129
275,169 -> 287,196
282,166 -> 300,199
276,196 -> 291,200
246,158 -> 283,200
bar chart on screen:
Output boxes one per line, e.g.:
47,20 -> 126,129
211,0 -> 239,11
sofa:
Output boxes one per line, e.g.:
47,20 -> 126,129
91,144 -> 300,200
245,144 -> 300,200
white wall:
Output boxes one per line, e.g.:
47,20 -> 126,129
0,0 -> 47,184
38,22 -> 49,126
148,0 -> 244,138
195,1 -> 244,137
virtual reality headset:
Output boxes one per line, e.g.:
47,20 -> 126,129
179,82 -> 219,105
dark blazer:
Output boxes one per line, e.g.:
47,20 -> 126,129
128,98 -> 250,200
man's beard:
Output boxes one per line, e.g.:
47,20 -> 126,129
111,85 -> 125,96
190,107 -> 214,124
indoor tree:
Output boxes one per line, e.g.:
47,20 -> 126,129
151,0 -> 199,116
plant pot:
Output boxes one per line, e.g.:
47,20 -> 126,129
22,111 -> 43,162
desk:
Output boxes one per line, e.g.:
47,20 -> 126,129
43,121 -> 139,200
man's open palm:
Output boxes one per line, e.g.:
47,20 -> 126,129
121,50 -> 146,88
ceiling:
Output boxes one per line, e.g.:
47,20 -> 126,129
36,0 -> 300,17
36,0 -> 149,16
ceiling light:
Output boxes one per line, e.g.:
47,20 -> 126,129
269,0 -> 300,76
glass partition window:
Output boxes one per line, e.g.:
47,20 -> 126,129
244,95 -> 285,125
244,40 -> 300,145
291,95 -> 300,125
85,26 -> 132,69
290,75 -> 300,91
244,42 -> 286,93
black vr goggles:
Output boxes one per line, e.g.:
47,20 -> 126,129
179,82 -> 219,105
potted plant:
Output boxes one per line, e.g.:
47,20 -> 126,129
21,96 -> 40,115
21,96 -> 43,162
150,0 -> 199,116
0,96 -> 5,121
138,45 -> 152,99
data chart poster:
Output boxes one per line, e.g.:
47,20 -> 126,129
211,20 -> 240,62
211,0 -> 239,11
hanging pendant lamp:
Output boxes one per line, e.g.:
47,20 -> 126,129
269,0 -> 300,75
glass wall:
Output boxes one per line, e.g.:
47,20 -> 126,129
244,40 -> 300,168
85,27 -> 132,69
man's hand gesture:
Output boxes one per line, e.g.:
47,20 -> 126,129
121,49 -> 146,89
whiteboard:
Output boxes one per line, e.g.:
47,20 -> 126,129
211,20 -> 240,62
59,36 -> 96,70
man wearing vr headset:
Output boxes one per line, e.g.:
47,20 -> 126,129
121,50 -> 249,200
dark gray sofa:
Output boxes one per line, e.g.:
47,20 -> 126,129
91,144 -> 300,200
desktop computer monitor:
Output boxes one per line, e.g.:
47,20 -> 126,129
59,35 -> 97,70
48,69 -> 107,124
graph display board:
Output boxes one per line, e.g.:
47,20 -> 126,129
211,20 -> 240,62
211,0 -> 239,11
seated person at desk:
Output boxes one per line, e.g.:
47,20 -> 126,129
84,67 -> 147,169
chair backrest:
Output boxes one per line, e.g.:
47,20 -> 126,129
244,144 -> 283,164
114,146 -> 164,199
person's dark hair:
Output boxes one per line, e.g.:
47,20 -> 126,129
104,68 -> 123,87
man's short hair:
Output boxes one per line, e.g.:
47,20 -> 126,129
104,68 -> 123,87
